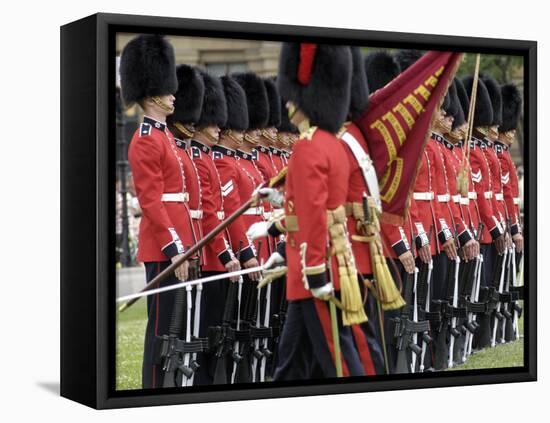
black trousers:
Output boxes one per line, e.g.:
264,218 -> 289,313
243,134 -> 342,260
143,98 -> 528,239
142,261 -> 179,389
273,298 -> 365,381
141,263 -> 229,388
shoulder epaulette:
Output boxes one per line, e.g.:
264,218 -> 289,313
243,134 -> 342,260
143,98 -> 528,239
140,123 -> 152,137
301,126 -> 318,141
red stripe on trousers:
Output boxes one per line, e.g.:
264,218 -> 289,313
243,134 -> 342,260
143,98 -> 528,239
351,325 -> 376,375
313,300 -> 350,377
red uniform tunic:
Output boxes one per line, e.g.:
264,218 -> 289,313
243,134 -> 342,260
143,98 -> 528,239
270,147 -> 286,173
128,116 -> 194,262
339,122 -> 374,275
211,145 -> 256,263
432,134 -> 473,247
482,140 -> 506,224
409,143 -> 451,255
255,145 -> 278,180
171,139 -> 203,257
454,143 -> 482,239
284,128 -> 350,301
496,141 -> 522,235
234,149 -> 270,262
189,140 -> 233,272
469,138 -> 503,244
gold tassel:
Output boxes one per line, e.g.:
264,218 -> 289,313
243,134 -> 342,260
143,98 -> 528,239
327,206 -> 368,326
365,205 -> 405,311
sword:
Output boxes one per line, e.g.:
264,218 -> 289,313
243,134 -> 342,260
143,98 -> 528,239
116,266 -> 264,304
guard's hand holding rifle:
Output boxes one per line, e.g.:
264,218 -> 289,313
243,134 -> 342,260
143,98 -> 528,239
399,251 -> 416,274
442,238 -> 458,260
225,257 -> 241,282
171,253 -> 189,281
512,233 -> 524,253
461,239 -> 478,262
243,257 -> 262,281
495,234 -> 506,255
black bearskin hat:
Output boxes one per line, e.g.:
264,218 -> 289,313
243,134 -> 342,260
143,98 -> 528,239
196,71 -> 227,128
395,49 -> 424,72
349,46 -> 370,120
450,79 -> 466,130
443,80 -> 458,116
232,72 -> 270,130
264,77 -> 282,128
119,34 -> 178,105
167,65 -> 204,126
277,43 -> 352,134
481,74 -> 503,126
500,84 -> 522,132
364,51 -> 401,93
220,76 -> 249,131
455,77 -> 470,121
462,76 -> 493,128
277,94 -> 298,133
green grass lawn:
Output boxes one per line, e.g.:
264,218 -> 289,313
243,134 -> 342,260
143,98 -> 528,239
116,299 -> 148,390
116,300 -> 524,390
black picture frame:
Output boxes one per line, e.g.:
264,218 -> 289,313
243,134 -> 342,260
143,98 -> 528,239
60,12 -> 537,409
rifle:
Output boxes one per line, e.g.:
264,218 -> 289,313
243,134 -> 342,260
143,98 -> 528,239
447,255 -> 461,369
501,219 -> 516,343
418,259 -> 434,372
490,248 -> 508,348
119,168 -> 287,313
210,274 -> 238,385
233,241 -> 263,383
455,223 -> 484,363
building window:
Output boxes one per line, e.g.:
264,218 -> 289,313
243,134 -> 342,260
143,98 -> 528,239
205,62 -> 247,76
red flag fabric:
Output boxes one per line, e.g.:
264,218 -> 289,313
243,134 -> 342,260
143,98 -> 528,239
354,51 -> 463,225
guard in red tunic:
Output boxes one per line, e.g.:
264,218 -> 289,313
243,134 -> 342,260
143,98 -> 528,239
481,76 -> 508,231
120,35 -> 193,389
255,77 -> 281,183
186,70 -> 242,384
335,46 -> 387,375
213,76 -> 261,276
232,72 -> 272,263
365,51 -> 416,373
462,76 -> 506,348
497,83 -> 523,253
497,82 -> 523,343
448,78 -> 482,240
270,43 -> 366,379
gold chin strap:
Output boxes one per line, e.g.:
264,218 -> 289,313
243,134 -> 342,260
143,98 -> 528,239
174,122 -> 194,139
261,129 -> 278,144
488,126 -> 499,140
244,133 -> 260,146
222,129 -> 244,146
476,126 -> 489,137
151,96 -> 174,113
297,118 -> 311,136
198,128 -> 219,145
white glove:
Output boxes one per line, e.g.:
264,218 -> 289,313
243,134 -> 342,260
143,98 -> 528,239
264,252 -> 285,269
259,187 -> 284,208
246,221 -> 270,241
310,282 -> 334,300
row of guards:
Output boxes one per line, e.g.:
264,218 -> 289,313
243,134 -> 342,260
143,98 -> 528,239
116,35 -> 524,388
